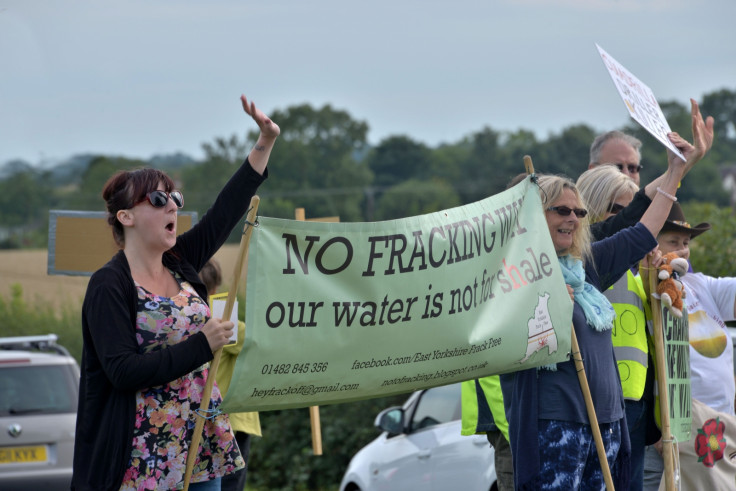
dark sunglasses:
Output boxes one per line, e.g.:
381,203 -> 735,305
140,190 -> 184,208
548,206 -> 588,218
608,203 -> 625,215
614,163 -> 643,174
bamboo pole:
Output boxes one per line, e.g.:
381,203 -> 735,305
647,266 -> 677,491
524,155 -> 614,490
295,207 -> 324,456
183,196 -> 260,491
571,330 -> 615,491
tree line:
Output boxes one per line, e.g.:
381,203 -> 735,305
3,88 -> 736,278
2,87 -> 735,239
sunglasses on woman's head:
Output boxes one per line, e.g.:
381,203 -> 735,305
142,190 -> 184,208
547,206 -> 588,218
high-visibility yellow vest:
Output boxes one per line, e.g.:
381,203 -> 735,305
460,375 -> 509,440
607,270 -> 652,401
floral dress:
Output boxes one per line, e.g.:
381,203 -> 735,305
120,273 -> 244,491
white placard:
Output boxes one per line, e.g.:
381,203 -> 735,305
596,43 -> 685,161
210,295 -> 239,344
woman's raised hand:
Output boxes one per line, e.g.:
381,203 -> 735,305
241,94 -> 280,140
240,94 -> 280,175
688,98 -> 715,164
666,99 -> 715,174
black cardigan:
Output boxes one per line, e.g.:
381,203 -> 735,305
71,159 -> 267,491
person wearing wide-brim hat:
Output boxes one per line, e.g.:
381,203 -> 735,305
657,201 -> 711,240
644,201 -> 736,490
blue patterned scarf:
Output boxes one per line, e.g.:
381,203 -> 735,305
558,254 -> 615,332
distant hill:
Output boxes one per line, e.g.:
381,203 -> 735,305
0,152 -> 197,185
149,152 -> 196,169
46,155 -> 96,185
0,159 -> 34,180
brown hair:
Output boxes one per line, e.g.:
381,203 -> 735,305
101,168 -> 176,247
200,258 -> 223,295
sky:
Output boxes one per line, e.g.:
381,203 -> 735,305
2,0 -> 735,167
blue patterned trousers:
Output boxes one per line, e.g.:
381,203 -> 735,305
537,419 -> 622,490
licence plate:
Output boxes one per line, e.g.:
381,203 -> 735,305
0,445 -> 48,464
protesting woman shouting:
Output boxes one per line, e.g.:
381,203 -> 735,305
72,95 -> 279,491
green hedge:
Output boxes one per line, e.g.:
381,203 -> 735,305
0,283 -> 83,361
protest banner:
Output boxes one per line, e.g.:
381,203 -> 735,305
649,274 -> 681,491
648,303 -> 691,491
596,43 -> 685,161
662,307 -> 692,443
672,398 -> 736,490
221,175 -> 573,413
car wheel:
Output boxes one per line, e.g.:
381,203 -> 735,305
344,483 -> 361,491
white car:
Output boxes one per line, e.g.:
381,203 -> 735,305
340,382 -> 497,491
729,326 -> 736,375
0,335 -> 79,491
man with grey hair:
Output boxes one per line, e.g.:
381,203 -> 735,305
589,130 -> 644,186
586,105 -> 713,490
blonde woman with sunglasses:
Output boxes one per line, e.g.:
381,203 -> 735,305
577,164 -> 660,491
499,142 -> 690,490
72,95 -> 279,491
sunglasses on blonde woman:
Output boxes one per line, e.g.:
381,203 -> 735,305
547,206 -> 588,218
139,190 -> 184,208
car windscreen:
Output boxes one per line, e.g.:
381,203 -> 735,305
0,364 -> 78,416
409,383 -> 461,431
